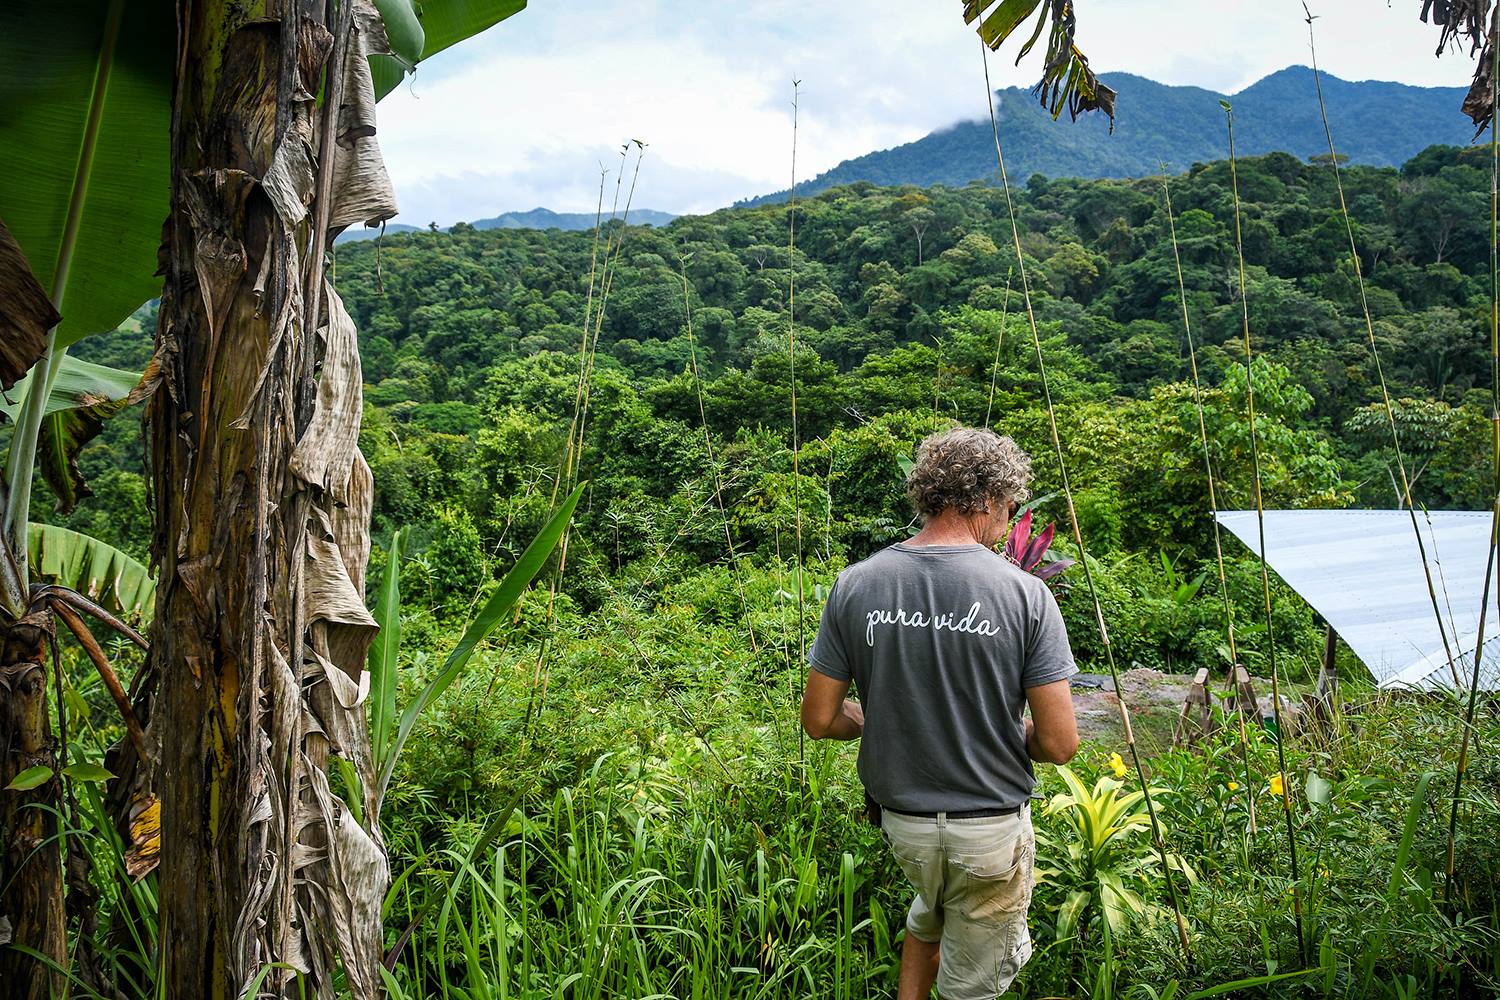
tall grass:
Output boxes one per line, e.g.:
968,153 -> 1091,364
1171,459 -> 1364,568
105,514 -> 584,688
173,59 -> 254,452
384,750 -> 897,999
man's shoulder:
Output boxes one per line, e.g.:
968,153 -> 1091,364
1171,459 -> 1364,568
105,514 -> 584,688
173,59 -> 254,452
840,543 -> 1036,584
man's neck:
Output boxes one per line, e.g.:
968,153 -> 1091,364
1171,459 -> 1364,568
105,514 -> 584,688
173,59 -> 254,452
906,510 -> 1006,548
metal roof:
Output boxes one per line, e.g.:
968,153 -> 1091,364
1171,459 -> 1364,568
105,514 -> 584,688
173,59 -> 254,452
1215,509 -> 1499,691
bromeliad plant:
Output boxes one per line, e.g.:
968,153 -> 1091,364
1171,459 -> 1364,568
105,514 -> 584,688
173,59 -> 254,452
1005,508 -> 1075,586
1037,764 -> 1197,946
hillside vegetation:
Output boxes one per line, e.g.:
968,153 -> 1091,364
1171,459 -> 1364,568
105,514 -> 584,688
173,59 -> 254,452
66,143 -> 1500,996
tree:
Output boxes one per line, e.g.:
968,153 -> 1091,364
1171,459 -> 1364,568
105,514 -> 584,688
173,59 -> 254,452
0,0 -> 526,996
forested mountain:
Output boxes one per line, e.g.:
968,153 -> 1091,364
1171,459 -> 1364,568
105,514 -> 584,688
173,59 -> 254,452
471,207 -> 678,230
337,207 -> 679,242
744,67 -> 1475,205
74,142 -> 1492,665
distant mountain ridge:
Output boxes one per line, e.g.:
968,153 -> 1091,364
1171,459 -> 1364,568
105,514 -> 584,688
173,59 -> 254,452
742,66 -> 1475,205
471,207 -> 678,230
336,206 -> 678,242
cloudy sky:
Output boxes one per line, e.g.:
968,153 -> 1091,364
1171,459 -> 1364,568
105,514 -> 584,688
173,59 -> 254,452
374,1 -> 1478,226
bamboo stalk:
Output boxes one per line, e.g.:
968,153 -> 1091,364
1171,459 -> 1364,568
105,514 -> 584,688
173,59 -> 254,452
1302,5 -> 1465,687
983,267 -> 1014,428
1158,171 -> 1259,836
787,81 -> 809,767
524,145 -> 647,739
1442,4 -> 1500,901
677,258 -> 760,654
1223,101 -> 1307,966
981,42 -> 1194,970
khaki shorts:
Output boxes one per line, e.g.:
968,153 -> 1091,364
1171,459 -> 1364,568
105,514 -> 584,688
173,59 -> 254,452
881,806 -> 1035,1000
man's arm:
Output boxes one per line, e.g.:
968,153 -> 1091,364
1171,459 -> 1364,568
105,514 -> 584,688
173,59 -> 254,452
800,670 -> 865,741
1025,679 -> 1079,764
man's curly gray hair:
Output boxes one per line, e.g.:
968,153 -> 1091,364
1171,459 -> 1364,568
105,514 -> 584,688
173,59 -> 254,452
905,427 -> 1033,521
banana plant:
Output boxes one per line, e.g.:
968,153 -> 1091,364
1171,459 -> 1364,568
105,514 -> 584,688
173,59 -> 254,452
961,0 -> 1116,124
0,1 -> 530,994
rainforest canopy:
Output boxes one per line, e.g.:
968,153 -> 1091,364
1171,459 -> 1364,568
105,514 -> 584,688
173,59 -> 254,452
1216,509 -> 1499,691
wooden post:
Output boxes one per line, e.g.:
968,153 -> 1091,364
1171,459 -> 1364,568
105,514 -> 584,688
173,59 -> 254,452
1173,667 -> 1215,748
1226,665 -> 1259,720
1318,624 -> 1339,705
1225,663 -> 1259,833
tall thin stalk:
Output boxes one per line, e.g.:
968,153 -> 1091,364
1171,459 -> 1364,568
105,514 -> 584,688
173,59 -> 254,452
786,81 -> 809,766
1223,102 -> 1306,964
1442,3 -> 1500,901
676,256 -> 759,653
1302,5 -> 1464,687
1158,171 -> 1258,835
524,145 -> 647,738
983,267 -> 1013,427
981,43 -> 1193,969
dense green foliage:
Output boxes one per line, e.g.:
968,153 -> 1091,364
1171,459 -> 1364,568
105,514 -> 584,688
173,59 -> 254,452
333,144 -> 1492,586
56,144 -> 1500,996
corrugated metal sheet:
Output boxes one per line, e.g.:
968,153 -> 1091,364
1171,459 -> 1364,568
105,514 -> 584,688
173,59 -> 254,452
1215,509 -> 1499,691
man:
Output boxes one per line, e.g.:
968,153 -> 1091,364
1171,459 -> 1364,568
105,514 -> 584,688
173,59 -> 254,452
800,426 -> 1079,1000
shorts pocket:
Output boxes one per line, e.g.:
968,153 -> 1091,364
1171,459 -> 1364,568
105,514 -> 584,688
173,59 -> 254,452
952,835 -> 1032,920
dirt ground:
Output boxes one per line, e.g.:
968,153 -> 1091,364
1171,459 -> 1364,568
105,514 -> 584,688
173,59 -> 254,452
1070,667 -> 1303,758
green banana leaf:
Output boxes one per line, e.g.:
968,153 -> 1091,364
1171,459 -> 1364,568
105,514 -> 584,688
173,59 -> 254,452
0,0 -> 527,353
0,356 -> 140,422
2,357 -> 141,514
0,0 -> 173,348
28,521 -> 155,620
371,0 -> 528,99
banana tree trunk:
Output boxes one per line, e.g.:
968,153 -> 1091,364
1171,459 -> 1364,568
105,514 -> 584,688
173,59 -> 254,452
0,612 -> 64,1000
146,1 -> 391,995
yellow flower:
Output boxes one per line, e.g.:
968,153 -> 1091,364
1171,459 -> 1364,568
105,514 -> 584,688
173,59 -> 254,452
1227,781 -> 1240,792
1318,866 -> 1330,878
1268,773 -> 1286,798
1107,752 -> 1127,779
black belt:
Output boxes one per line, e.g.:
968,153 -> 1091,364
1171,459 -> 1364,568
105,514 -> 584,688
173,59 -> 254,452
883,804 -> 1023,820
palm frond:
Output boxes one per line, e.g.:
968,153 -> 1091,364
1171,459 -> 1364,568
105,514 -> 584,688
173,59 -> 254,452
963,0 -> 1116,125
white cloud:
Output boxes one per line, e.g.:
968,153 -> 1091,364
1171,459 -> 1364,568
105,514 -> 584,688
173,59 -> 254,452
374,0 -> 1480,224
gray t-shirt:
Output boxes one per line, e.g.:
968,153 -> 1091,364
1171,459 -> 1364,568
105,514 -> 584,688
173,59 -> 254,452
808,541 -> 1077,812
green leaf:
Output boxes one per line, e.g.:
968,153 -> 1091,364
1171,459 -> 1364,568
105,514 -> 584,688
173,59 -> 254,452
376,483 -> 583,804
62,762 -> 114,783
971,0 -> 1042,49
372,0 -> 529,100
0,356 -> 140,422
28,521 -> 155,619
6,765 -> 54,791
1185,967 -> 1319,999
0,355 -> 139,512
0,0 -> 173,347
369,527 -> 406,772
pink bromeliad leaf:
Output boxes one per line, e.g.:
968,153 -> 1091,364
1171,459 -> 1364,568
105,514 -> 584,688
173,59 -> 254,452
1022,521 -> 1055,570
1005,509 -> 1034,564
1034,558 -> 1075,582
